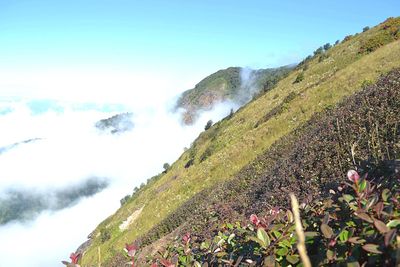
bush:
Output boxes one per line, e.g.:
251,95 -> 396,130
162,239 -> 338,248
343,35 -> 353,42
120,195 -> 130,206
363,26 -> 370,32
293,72 -> 304,83
204,120 -> 213,130
359,31 -> 394,54
313,47 -> 324,56
323,43 -> 332,50
100,228 -> 111,243
163,163 -> 170,172
140,170 -> 399,266
359,17 -> 400,54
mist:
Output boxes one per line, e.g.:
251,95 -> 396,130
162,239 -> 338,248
0,69 -> 238,267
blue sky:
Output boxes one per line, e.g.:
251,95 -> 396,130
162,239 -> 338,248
0,0 -> 399,102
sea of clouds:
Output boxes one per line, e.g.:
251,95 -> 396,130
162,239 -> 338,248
0,68 -> 238,267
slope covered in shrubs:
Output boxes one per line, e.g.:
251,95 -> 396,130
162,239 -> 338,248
131,69 -> 400,264
80,17 -> 400,266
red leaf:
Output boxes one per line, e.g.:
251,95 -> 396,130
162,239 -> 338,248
384,229 -> 397,247
321,223 -> 333,238
362,243 -> 382,254
355,212 -> 373,223
373,219 -> 389,233
160,259 -> 175,267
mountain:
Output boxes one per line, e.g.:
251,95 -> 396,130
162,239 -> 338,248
79,17 -> 400,266
0,177 -> 108,225
95,112 -> 134,134
176,66 -> 293,124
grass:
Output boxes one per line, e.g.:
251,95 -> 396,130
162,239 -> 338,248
81,19 -> 400,266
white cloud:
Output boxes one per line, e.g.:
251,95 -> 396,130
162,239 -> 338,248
0,67 -> 237,267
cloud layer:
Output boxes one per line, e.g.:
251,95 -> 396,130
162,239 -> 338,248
0,69 -> 236,266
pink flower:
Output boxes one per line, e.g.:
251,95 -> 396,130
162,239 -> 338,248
182,233 -> 191,244
269,207 -> 280,216
329,239 -> 337,247
250,214 -> 260,226
125,243 -> 138,257
347,170 -> 360,183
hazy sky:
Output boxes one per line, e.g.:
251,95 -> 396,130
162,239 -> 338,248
1,0 -> 399,74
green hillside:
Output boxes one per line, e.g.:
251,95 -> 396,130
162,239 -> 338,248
176,66 -> 292,124
79,17 -> 400,266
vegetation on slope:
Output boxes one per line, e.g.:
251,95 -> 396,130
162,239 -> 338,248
134,69 -> 400,263
135,169 -> 399,266
80,17 -> 400,266
176,66 -> 292,124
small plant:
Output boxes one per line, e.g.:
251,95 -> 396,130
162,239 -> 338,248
125,243 -> 139,267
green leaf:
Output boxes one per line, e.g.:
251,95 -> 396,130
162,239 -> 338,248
272,230 -> 282,239
248,236 -> 266,248
326,249 -> 335,260
374,219 -> 389,233
343,194 -> 355,202
257,228 -> 270,247
304,231 -> 319,237
264,255 -> 275,267
226,223 -> 233,229
227,233 -> 235,244
382,188 -> 390,202
321,223 -> 333,238
355,212 -> 373,223
387,219 -> 400,228
362,243 -> 382,254
278,239 -> 291,248
286,255 -> 299,264
276,246 -> 289,256
358,180 -> 367,192
339,230 -> 349,242
346,261 -> 360,267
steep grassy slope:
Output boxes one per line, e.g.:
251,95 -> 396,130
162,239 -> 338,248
80,18 -> 400,266
136,67 -> 400,267
176,66 -> 292,124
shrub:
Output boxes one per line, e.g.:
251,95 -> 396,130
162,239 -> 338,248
359,31 -> 394,54
359,17 -> 400,54
323,43 -> 332,51
313,47 -> 324,56
343,35 -> 353,42
100,229 -> 111,243
163,163 -> 170,172
204,120 -> 213,130
139,170 -> 399,266
120,195 -> 131,206
293,72 -> 304,83
363,26 -> 370,32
